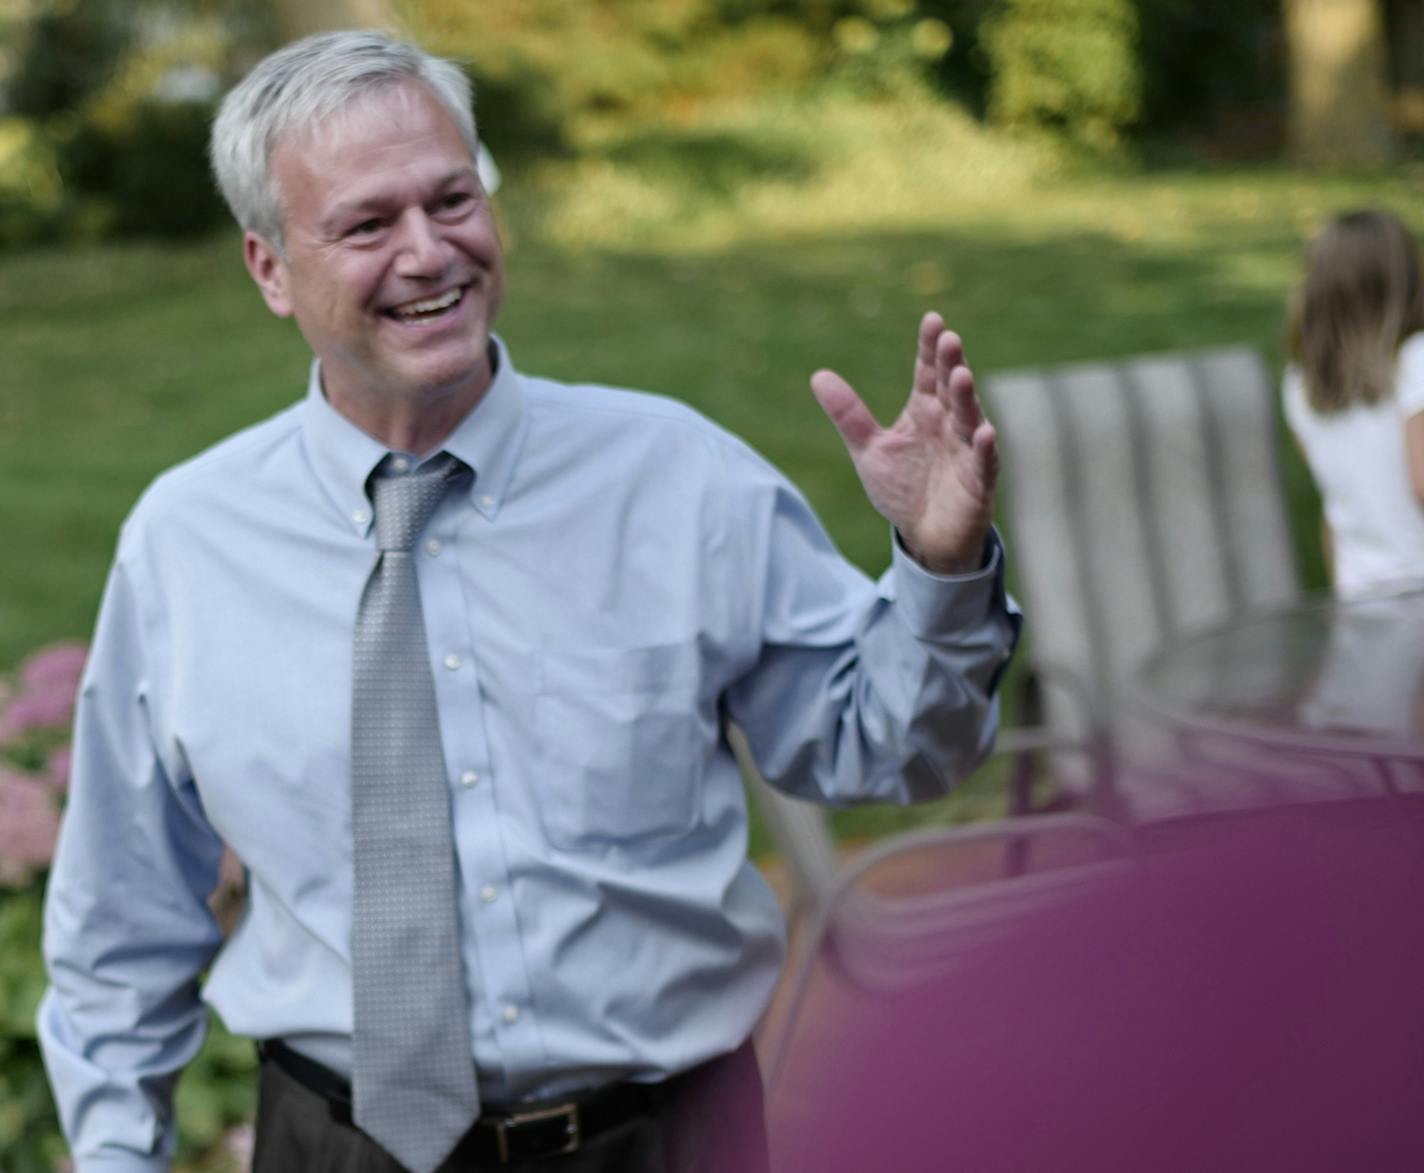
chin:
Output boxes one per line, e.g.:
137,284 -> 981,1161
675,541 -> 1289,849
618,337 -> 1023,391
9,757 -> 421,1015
399,350 -> 490,401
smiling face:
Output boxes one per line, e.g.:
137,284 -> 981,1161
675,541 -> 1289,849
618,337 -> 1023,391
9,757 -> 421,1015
244,80 -> 505,445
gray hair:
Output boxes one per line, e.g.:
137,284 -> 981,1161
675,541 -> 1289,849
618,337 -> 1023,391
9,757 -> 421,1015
209,30 -> 477,251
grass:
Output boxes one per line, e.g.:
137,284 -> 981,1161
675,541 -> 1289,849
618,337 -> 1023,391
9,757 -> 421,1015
4,102 -> 1423,851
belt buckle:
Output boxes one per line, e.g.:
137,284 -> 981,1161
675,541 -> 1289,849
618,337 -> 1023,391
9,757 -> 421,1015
494,1101 -> 581,1163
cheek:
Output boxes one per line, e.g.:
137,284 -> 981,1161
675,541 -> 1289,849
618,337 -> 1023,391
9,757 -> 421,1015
324,258 -> 388,316
459,215 -> 504,265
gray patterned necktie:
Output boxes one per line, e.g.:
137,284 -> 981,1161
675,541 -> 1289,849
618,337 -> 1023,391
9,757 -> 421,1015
351,452 -> 479,1173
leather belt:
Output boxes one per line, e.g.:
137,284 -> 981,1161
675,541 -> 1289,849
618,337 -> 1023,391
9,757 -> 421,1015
258,1038 -> 669,1164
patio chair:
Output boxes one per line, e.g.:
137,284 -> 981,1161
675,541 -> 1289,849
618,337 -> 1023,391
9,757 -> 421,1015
983,343 -> 1305,812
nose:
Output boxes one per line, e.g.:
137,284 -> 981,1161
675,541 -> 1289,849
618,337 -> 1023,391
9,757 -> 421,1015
393,209 -> 448,277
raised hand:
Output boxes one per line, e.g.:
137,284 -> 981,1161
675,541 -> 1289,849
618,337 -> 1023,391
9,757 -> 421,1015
811,312 -> 998,575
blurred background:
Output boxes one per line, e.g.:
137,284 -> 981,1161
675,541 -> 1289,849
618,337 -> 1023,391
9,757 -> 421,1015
2,0 -> 1423,1167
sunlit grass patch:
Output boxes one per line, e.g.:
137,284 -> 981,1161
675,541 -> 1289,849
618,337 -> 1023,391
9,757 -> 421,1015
532,92 -> 1071,251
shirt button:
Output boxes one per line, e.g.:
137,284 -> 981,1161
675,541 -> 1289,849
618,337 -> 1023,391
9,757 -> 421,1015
352,508 -> 370,525
502,1004 -> 520,1024
391,456 -> 410,473
425,538 -> 442,556
479,495 -> 495,510
460,770 -> 480,788
443,653 -> 462,671
479,884 -> 498,903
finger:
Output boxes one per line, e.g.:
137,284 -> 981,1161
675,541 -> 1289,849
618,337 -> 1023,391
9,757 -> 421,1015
930,327 -> 967,409
912,311 -> 946,398
939,355 -> 984,442
811,368 -> 880,455
973,421 -> 1000,493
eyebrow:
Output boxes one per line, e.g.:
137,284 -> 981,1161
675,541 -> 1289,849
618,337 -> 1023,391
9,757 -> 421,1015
319,166 -> 482,232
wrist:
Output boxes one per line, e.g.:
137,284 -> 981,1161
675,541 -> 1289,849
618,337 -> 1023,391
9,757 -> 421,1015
898,529 -> 987,576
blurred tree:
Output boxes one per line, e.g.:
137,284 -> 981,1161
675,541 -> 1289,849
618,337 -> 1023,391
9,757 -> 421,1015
1284,0 -> 1395,163
1134,0 -> 1285,150
1384,0 -> 1424,134
920,0 -> 997,117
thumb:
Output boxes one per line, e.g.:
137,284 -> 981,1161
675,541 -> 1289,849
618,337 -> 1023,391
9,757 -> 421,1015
810,369 -> 879,455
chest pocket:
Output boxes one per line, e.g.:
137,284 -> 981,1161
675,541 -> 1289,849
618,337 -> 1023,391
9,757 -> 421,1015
533,642 -> 708,850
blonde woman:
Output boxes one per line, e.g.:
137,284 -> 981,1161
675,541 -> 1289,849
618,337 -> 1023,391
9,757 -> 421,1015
1284,209 -> 1424,597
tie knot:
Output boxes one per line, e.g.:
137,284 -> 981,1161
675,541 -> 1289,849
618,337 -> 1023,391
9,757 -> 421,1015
370,453 -> 467,552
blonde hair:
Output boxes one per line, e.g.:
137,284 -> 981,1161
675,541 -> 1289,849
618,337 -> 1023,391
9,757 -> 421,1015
1288,209 -> 1424,414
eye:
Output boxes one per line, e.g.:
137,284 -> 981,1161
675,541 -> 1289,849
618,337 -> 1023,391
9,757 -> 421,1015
348,218 -> 386,238
436,191 -> 474,216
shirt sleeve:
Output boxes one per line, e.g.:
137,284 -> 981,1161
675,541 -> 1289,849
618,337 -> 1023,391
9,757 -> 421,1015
38,541 -> 226,1173
723,462 -> 1021,807
1396,333 -> 1424,418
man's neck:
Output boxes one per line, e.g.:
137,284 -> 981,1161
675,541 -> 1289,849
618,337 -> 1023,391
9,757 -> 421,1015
322,361 -> 495,455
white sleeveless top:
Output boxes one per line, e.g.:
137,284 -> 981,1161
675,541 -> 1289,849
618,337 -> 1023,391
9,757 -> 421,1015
1282,331 -> 1424,598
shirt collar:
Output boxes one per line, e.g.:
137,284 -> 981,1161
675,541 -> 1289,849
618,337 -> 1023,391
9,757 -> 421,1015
300,334 -> 527,536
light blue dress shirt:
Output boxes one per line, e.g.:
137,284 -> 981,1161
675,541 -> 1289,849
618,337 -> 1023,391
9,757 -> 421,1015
39,337 -> 1020,1171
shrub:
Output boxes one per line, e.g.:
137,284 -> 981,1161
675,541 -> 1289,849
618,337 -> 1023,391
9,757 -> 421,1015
0,642 -> 253,1172
981,0 -> 1142,149
0,118 -> 68,248
56,100 -> 228,240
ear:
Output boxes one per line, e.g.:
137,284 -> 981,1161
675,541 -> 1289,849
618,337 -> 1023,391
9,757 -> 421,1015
244,231 -> 294,318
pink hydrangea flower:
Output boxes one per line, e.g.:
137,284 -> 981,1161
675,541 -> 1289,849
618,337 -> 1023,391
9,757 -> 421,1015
19,641 -> 88,692
0,765 -> 61,878
223,1122 -> 255,1167
46,744 -> 73,793
0,684 -> 76,737
0,641 -> 87,743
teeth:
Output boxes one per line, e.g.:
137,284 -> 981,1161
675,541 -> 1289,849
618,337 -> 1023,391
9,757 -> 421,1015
392,288 -> 461,318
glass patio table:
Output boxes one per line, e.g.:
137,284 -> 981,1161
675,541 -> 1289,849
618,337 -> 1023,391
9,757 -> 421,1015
1134,585 -> 1424,788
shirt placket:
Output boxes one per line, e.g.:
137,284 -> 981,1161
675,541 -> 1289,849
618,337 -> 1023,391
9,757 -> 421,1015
417,492 -> 547,1094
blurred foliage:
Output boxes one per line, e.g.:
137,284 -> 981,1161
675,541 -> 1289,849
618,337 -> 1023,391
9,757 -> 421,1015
396,0 -> 961,155
982,0 -> 1141,148
0,0 -> 1345,250
0,116 -> 67,247
0,895 -> 66,1173
0,0 -> 274,247
57,100 -> 228,237
0,647 -> 255,1171
4,0 -> 132,119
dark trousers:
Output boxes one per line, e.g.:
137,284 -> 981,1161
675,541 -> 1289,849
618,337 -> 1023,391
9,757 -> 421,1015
251,1041 -> 770,1173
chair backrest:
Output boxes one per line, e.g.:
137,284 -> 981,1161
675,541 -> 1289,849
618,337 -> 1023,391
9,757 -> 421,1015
984,344 -> 1302,735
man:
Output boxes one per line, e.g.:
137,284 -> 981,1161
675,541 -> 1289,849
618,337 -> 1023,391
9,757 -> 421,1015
39,29 -> 1020,1173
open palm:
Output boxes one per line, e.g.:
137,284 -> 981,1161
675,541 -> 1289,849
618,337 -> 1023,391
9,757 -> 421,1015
811,312 -> 998,575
